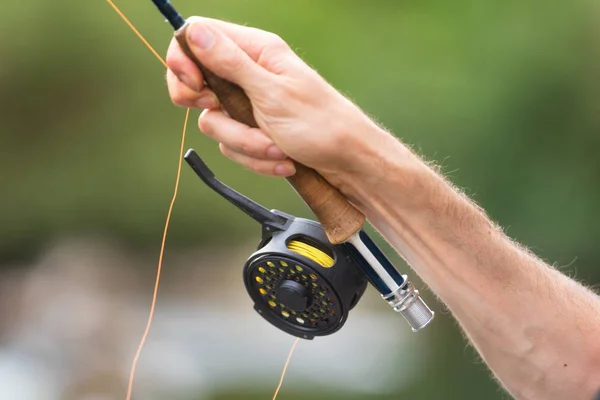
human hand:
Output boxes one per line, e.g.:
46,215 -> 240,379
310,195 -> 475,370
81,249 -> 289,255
165,17 -> 390,193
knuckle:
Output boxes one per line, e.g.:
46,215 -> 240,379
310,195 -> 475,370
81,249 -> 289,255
237,128 -> 260,156
219,143 -> 233,159
167,72 -> 190,107
165,41 -> 183,69
266,32 -> 288,49
198,113 -> 214,136
238,141 -> 252,157
165,52 -> 177,70
220,50 -> 247,74
257,83 -> 286,113
170,88 -> 188,107
247,28 -> 288,51
247,158 -> 262,174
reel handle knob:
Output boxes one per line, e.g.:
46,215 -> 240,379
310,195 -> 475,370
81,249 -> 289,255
174,23 -> 365,244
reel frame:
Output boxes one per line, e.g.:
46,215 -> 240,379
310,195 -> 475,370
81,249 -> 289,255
245,214 -> 368,339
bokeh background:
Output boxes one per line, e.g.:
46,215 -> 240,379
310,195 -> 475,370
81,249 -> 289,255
1,0 -> 600,399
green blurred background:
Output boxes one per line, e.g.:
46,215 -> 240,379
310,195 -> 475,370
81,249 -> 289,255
1,0 -> 599,399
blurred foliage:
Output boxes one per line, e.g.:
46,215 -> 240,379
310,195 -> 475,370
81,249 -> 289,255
1,0 -> 600,398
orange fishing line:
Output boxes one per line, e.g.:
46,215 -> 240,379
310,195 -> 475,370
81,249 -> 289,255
272,337 -> 300,400
104,2 -> 300,400
124,107 -> 189,400
105,0 -> 169,69
104,1 -> 188,399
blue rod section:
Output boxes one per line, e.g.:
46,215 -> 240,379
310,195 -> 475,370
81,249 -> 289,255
344,242 -> 392,294
151,0 -> 186,30
357,231 -> 406,286
344,230 -> 408,296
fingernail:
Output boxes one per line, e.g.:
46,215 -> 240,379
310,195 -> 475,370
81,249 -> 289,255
266,145 -> 285,159
275,162 -> 295,176
178,73 -> 200,92
196,93 -> 218,109
189,24 -> 215,50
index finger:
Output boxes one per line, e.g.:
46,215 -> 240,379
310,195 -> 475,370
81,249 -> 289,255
166,36 -> 205,92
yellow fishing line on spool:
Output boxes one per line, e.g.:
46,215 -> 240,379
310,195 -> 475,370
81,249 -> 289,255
287,240 -> 334,268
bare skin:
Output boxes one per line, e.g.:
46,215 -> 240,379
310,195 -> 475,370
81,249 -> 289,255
165,17 -> 600,400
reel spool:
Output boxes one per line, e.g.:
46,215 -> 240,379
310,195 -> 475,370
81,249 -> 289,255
185,150 -> 368,339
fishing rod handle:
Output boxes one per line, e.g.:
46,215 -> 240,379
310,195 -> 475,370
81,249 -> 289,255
174,24 -> 365,244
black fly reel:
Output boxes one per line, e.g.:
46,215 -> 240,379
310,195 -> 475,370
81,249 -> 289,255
185,149 -> 368,339
245,215 -> 368,339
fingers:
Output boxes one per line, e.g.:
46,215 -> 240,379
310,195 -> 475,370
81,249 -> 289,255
165,17 -> 294,107
166,69 -> 219,109
166,37 -> 204,92
183,20 -> 273,94
199,109 -> 286,160
185,17 -> 290,62
199,109 -> 295,177
219,143 -> 296,177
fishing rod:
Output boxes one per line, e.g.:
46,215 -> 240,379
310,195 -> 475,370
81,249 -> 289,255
151,0 -> 435,338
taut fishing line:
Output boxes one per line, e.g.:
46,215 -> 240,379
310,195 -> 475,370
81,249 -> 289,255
103,1 -> 299,399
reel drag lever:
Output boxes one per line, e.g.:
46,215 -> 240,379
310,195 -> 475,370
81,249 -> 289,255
184,149 -> 287,232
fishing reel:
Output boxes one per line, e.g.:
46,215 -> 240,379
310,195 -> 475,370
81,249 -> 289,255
245,220 -> 369,339
185,149 -> 434,339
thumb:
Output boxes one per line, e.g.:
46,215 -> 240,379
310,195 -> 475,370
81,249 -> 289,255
184,20 -> 270,94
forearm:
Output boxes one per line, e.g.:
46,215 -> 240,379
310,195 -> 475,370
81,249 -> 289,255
346,127 -> 600,400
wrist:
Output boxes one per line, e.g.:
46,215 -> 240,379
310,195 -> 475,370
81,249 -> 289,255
332,121 -> 431,213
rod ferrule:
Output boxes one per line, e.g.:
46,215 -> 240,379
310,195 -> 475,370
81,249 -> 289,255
382,279 -> 434,332
346,232 -> 434,332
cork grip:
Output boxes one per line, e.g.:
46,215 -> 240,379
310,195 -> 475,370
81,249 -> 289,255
174,25 -> 365,244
